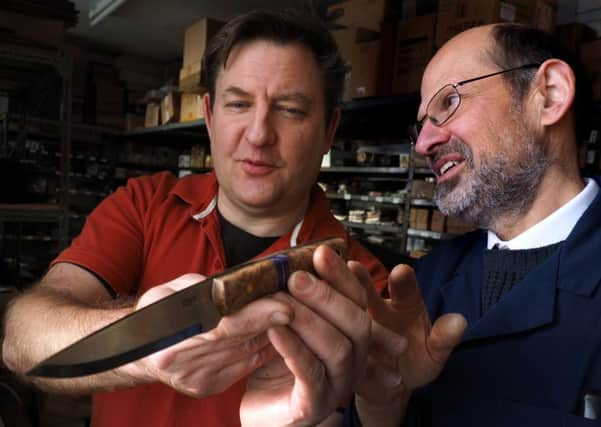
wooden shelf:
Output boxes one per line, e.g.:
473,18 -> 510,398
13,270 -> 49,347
0,203 -> 62,222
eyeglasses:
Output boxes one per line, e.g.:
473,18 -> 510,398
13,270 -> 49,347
410,63 -> 541,140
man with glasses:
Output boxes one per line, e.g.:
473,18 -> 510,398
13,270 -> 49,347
344,23 -> 601,426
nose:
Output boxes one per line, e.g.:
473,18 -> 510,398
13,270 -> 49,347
414,119 -> 450,157
244,104 -> 275,146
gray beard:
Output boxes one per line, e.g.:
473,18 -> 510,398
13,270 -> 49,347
434,137 -> 550,230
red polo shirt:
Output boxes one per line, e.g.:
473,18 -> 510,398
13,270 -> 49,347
53,171 -> 388,427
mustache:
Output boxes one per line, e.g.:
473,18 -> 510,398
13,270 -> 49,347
431,139 -> 473,166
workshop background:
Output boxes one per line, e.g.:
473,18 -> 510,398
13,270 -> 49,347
1,0 -> 601,425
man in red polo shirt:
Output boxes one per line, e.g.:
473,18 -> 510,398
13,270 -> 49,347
2,9 -> 388,427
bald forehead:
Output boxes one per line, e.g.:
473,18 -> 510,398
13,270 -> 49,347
418,25 -> 498,116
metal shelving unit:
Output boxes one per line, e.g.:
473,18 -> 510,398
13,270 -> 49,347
0,45 -> 72,286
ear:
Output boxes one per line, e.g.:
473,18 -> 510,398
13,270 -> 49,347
535,59 -> 576,127
202,93 -> 213,139
322,107 -> 341,155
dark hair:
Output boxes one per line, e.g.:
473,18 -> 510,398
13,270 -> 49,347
201,9 -> 349,126
489,23 -> 593,144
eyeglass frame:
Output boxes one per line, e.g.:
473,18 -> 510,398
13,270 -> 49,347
410,63 -> 542,140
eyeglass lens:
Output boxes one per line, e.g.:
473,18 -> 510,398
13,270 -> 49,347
411,84 -> 461,140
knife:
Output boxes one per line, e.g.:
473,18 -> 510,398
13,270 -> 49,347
27,237 -> 347,378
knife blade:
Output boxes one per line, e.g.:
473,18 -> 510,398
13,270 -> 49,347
27,237 -> 347,378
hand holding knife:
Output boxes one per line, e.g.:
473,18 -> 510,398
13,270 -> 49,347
28,238 -> 348,378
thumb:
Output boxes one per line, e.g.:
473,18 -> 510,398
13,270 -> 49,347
427,313 -> 468,365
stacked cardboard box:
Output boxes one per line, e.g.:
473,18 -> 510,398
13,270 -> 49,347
556,23 -> 598,56
436,0 -> 557,47
179,18 -> 223,92
392,14 -> 436,94
0,0 -> 77,49
327,0 -> 391,31
160,90 -> 180,125
180,93 -> 204,122
332,28 -> 382,99
446,216 -> 477,234
328,0 -> 397,100
581,39 -> 601,101
88,63 -> 125,129
409,208 -> 430,230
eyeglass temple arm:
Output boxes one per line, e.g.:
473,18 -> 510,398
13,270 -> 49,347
456,63 -> 542,87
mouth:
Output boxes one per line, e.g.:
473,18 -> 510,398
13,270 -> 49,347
239,158 -> 278,176
432,154 -> 465,181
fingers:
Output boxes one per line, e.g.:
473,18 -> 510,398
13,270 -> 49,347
285,270 -> 371,380
385,264 -> 426,326
267,326 -> 325,393
146,331 -> 279,398
312,245 -> 367,309
347,261 -> 386,317
388,264 -> 421,309
203,296 -> 293,342
427,313 -> 467,365
135,273 -> 206,309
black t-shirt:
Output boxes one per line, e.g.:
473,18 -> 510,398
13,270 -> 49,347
217,209 -> 279,267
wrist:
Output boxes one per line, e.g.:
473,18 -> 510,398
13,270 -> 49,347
355,393 -> 410,427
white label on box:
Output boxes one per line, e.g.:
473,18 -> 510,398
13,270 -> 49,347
321,150 -> 331,167
178,154 -> 191,168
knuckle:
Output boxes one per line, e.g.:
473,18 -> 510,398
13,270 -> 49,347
357,286 -> 368,308
318,280 -> 337,306
306,359 -> 327,385
240,333 -> 268,354
331,336 -> 353,366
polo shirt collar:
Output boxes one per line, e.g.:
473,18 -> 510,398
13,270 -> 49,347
168,171 -> 317,247
169,171 -> 219,216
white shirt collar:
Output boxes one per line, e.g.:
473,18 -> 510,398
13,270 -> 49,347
487,178 -> 599,250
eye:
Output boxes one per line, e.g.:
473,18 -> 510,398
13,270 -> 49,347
442,92 -> 460,110
277,105 -> 306,118
225,101 -> 250,111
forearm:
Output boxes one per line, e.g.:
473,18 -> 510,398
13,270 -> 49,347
2,287 -> 150,395
355,394 -> 410,427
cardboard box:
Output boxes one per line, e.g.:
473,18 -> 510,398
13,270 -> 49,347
180,92 -> 204,122
436,0 -> 516,47
179,62 -> 204,92
161,92 -> 180,125
183,18 -> 224,68
144,103 -> 160,128
446,216 -> 476,234
411,179 -> 436,199
581,39 -> 601,74
555,23 -> 598,56
0,10 -> 65,48
409,208 -> 430,230
374,20 -> 398,96
332,28 -> 381,99
327,0 -> 388,32
125,113 -> 145,131
430,210 -> 446,232
190,145 -> 206,168
504,0 -> 556,32
95,113 -> 124,129
392,15 -> 436,94
436,0 -> 557,47
95,79 -> 124,115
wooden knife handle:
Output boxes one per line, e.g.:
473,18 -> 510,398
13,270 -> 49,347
212,237 -> 348,315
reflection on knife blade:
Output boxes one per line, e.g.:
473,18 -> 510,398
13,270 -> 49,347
27,237 -> 347,378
